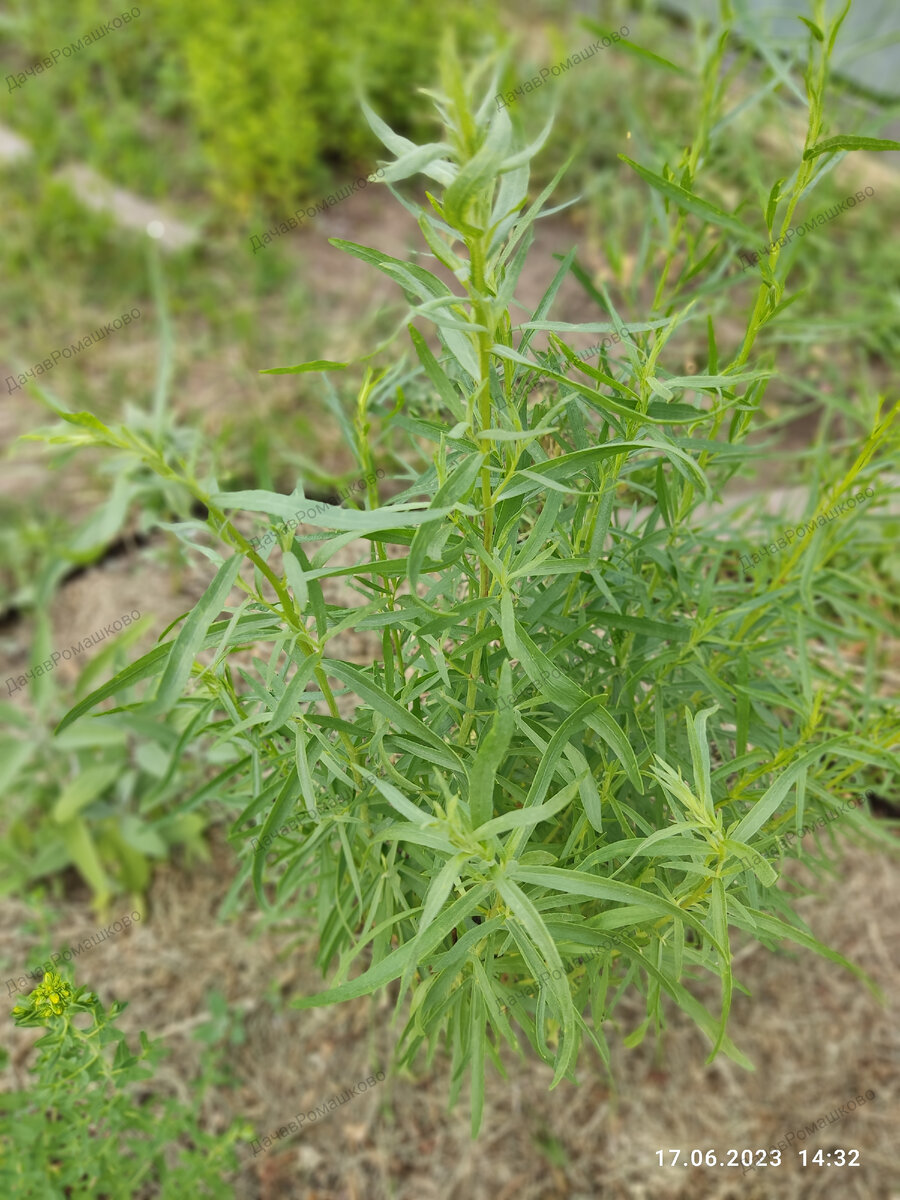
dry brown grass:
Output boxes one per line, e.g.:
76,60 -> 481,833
2,824 -> 896,1200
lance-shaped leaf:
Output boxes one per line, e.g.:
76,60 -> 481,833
54,613 -> 278,734
397,850 -> 471,1000
408,450 -> 485,590
619,155 -> 756,240
685,704 -> 719,822
510,865 -> 728,957
259,359 -> 347,375
499,591 -> 642,791
324,661 -> 464,768
706,876 -> 732,1061
722,838 -> 778,887
291,884 -> 493,1008
494,874 -> 578,1088
467,661 -> 515,829
802,134 -> 900,161
211,488 -> 460,534
727,740 -> 847,844
150,553 -> 244,714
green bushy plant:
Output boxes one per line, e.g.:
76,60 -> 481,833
2,258 -> 227,912
2,0 -> 496,210
156,0 -> 498,213
0,649 -> 212,913
0,971 -> 245,1197
34,12 -> 898,1135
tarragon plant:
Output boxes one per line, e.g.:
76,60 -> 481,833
36,12 -> 897,1134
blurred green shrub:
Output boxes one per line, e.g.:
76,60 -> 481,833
2,0 -> 497,212
158,0 -> 498,212
2,0 -> 189,197
0,633 -> 216,915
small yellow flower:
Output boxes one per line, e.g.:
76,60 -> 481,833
29,971 -> 73,1020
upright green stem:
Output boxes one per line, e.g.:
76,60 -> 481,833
459,232 -> 498,745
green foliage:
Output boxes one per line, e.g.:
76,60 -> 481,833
158,0 -> 497,212
191,987 -> 248,1090
1,972 -> 245,1197
1,264 -> 226,912
2,0 -> 191,198
0,633 -> 213,913
1,0 -> 496,211
43,19 -> 897,1133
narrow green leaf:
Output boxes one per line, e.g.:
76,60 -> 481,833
707,877 -> 732,1061
827,0 -> 853,55
686,705 -> 718,820
469,987 -> 487,1137
291,885 -> 493,1007
728,741 -> 845,844
494,874 -> 578,1087
802,135 -> 900,161
377,141 -> 455,185
53,764 -> 120,823
612,939 -> 753,1069
797,16 -> 824,41
408,325 -> 466,421
408,451 -> 484,589
252,767 -> 302,904
356,765 -> 431,826
492,345 -> 705,427
731,907 -> 879,997
582,19 -> 692,76
397,850 -> 470,999
151,554 -> 244,713
619,155 -> 756,240
723,838 -> 778,887
54,614 -> 276,734
259,360 -> 348,375
268,650 -> 321,732
511,866 -> 726,956
479,774 -> 582,839
324,659 -> 463,767
468,661 -> 515,828
499,590 -> 642,790
60,818 -> 112,907
212,489 -> 459,534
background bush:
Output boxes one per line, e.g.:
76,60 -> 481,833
2,0 -> 498,212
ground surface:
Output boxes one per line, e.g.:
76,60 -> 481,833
2,829 -> 897,1199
